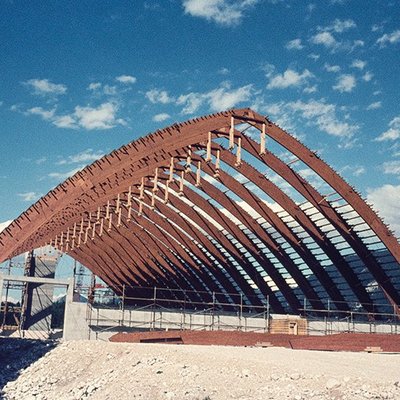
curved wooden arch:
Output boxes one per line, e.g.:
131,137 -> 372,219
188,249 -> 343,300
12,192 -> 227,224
1,108 -> 399,314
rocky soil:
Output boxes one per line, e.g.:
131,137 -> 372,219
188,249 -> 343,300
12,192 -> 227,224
1,339 -> 400,400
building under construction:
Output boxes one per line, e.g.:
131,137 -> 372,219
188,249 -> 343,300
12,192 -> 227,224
1,108 -> 400,339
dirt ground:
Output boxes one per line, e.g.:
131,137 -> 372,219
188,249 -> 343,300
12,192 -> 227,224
2,339 -> 400,399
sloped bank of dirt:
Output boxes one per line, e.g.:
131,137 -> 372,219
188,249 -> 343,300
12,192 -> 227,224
2,340 -> 400,399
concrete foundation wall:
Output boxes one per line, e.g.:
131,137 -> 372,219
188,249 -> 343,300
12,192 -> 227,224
62,301 -> 400,341
308,319 -> 400,335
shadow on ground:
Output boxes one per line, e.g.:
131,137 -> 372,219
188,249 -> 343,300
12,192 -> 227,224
0,337 -> 58,395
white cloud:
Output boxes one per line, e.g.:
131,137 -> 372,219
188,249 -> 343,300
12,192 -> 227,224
102,85 -> 117,95
366,101 -> 382,110
207,84 -> 252,110
382,160 -> 400,175
333,74 -> 356,93
328,18 -> 356,33
341,164 -> 366,177
27,107 -> 55,120
376,30 -> 400,47
266,68 -> 314,90
182,0 -> 258,26
362,72 -> 373,82
264,99 -> 359,140
57,149 -> 105,165
146,89 -> 175,104
116,75 -> 137,84
74,103 -> 122,130
18,192 -> 42,202
177,83 -> 253,114
285,38 -> 304,50
351,59 -> 366,70
53,115 -> 77,129
88,82 -> 102,91
367,185 -> 400,235
288,99 -> 359,138
218,67 -> 230,75
310,19 -> 359,52
24,79 -> 67,95
353,166 -> 365,176
0,220 -> 12,233
324,63 -> 341,73
303,85 -> 317,94
308,53 -> 320,61
375,116 -> 400,141
153,113 -> 171,122
35,157 -> 47,165
177,92 -> 205,114
311,31 -> 337,48
25,102 -> 124,130
48,166 -> 85,181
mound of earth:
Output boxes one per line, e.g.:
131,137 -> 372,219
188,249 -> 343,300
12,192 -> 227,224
2,340 -> 400,399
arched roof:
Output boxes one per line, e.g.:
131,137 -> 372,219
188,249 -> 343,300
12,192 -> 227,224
1,108 -> 399,314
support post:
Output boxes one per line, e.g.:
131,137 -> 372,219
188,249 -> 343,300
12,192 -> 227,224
121,284 -> 125,327
212,291 -> 215,331
239,293 -> 243,331
0,278 -> 4,329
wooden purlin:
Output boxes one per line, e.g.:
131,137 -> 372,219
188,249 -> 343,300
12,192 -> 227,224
138,185 -> 285,313
191,146 -> 373,310
171,161 -> 325,310
135,188 -> 268,308
159,170 -> 302,312
233,112 -> 400,309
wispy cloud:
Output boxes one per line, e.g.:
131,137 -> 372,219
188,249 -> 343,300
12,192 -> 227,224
375,116 -> 400,141
324,63 -> 341,73
376,30 -> 400,47
327,18 -> 356,33
23,79 -> 67,96
115,75 -> 137,84
333,74 -> 356,93
146,89 -> 175,104
288,99 -> 358,138
182,0 -> 259,26
152,113 -> 171,122
362,71 -> 373,82
341,164 -> 366,177
26,102 -> 125,130
311,31 -> 337,49
366,101 -> 382,111
285,38 -> 304,50
177,83 -> 253,114
18,192 -> 42,202
35,157 -> 47,165
264,99 -> 359,140
351,59 -> 366,70
266,68 -> 314,90
27,106 -> 55,120
382,160 -> 400,175
57,149 -> 104,165
206,83 -> 253,110
310,19 -> 362,52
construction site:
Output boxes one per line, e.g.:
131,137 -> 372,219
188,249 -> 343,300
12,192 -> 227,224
1,109 -> 400,399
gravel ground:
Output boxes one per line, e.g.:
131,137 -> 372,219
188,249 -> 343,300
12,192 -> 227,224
1,340 -> 400,400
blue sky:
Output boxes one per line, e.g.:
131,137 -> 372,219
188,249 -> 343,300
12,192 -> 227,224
0,0 -> 400,238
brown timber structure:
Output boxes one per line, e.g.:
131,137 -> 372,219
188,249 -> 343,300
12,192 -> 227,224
1,108 -> 400,318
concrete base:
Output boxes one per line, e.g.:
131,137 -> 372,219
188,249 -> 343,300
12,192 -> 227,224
62,302 -> 400,341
